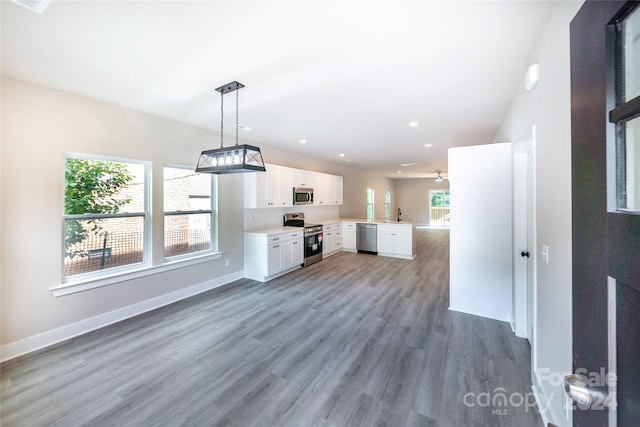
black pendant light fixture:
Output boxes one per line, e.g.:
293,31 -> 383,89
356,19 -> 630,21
195,81 -> 266,174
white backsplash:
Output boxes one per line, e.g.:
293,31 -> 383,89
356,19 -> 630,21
244,205 -> 340,231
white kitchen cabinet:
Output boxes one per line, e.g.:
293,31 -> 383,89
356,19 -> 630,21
267,241 -> 283,276
244,228 -> 304,282
279,166 -> 293,205
342,222 -> 357,251
322,223 -> 342,257
376,224 -> 415,259
283,238 -> 304,268
313,173 -> 343,206
329,175 -> 343,205
334,226 -> 342,252
292,169 -> 312,188
245,164 -> 343,208
244,164 -> 293,209
313,172 -> 328,205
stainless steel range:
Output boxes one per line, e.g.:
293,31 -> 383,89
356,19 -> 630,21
284,213 -> 323,267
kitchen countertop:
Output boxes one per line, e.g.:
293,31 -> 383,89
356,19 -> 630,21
243,226 -> 304,237
245,219 -> 417,236
317,218 -> 417,226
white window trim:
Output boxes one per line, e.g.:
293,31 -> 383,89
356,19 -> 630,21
57,158 -> 224,297
62,153 -> 151,282
50,251 -> 223,297
163,163 -> 217,260
366,187 -> 375,222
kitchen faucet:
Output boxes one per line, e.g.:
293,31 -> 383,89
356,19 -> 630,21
397,208 -> 402,222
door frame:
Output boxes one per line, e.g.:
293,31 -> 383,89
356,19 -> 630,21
512,125 -> 537,360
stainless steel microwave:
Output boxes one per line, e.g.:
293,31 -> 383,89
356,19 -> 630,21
293,187 -> 314,205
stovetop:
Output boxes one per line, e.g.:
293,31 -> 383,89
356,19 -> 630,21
284,213 -> 323,233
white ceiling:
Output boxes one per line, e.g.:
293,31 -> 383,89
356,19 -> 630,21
1,0 -> 555,178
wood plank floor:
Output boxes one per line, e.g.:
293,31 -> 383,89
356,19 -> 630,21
1,229 -> 542,427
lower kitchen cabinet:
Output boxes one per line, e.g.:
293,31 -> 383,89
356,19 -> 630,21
322,223 -> 342,257
376,224 -> 416,259
342,222 -> 357,251
245,229 -> 304,282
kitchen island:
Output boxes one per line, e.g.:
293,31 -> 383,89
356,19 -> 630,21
319,219 -> 417,260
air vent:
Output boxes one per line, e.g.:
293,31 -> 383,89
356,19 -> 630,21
10,0 -> 51,14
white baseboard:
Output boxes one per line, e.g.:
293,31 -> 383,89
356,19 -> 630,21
448,306 -> 511,323
532,368 -> 569,427
532,383 -> 553,427
510,310 -> 516,333
0,270 -> 244,363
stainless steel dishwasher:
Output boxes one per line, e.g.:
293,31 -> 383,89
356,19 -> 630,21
356,223 -> 377,254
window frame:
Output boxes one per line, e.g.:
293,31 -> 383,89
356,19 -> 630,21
163,163 -> 217,261
366,187 -> 375,222
384,189 -> 391,220
608,3 -> 640,212
54,156 -> 223,297
61,152 -> 151,283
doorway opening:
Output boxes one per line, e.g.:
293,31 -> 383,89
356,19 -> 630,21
429,190 -> 450,227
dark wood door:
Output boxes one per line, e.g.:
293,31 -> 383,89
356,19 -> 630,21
571,1 -> 640,425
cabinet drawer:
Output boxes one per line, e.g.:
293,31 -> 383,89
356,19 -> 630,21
269,235 -> 284,244
284,230 -> 302,240
269,230 -> 302,244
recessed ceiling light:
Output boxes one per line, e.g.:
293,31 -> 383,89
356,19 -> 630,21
424,144 -> 433,148
237,125 -> 252,131
397,171 -> 402,174
409,121 -> 418,127
300,139 -> 307,144
401,163 -> 418,167
339,153 -> 345,157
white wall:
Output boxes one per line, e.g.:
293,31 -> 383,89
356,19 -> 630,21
394,178 -> 450,225
339,169 -> 396,221
449,143 -> 513,323
0,77 -> 379,356
0,77 -> 246,350
494,1 -> 584,425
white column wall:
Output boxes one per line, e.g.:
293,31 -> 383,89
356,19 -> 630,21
448,143 -> 512,322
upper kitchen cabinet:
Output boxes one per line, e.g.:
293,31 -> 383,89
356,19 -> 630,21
314,173 -> 343,205
244,163 -> 293,208
313,173 -> 329,205
329,175 -> 343,205
292,169 -> 312,188
245,164 -> 343,208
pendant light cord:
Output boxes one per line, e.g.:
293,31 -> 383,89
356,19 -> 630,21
220,92 -> 224,149
235,88 -> 239,146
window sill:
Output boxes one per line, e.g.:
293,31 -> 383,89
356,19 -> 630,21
50,251 -> 224,297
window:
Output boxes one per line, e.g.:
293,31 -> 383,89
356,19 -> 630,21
366,187 -> 375,222
429,190 -> 450,227
384,189 -> 391,220
63,155 -> 148,279
611,5 -> 640,211
163,166 -> 215,258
